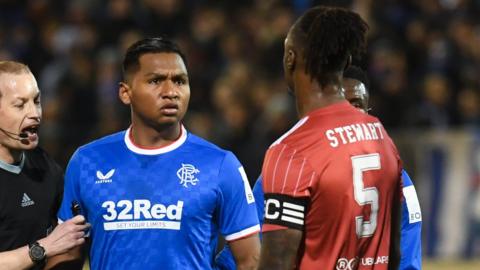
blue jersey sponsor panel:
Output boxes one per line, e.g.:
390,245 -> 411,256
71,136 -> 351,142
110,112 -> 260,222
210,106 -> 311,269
58,129 -> 259,270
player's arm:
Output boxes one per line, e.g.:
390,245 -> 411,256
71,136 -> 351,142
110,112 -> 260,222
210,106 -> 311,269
258,144 -> 312,270
216,152 -> 261,270
215,177 -> 265,270
258,194 -> 308,270
229,234 -> 260,270
259,229 -> 302,270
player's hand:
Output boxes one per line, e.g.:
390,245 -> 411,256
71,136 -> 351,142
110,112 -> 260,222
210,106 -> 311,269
37,215 -> 90,257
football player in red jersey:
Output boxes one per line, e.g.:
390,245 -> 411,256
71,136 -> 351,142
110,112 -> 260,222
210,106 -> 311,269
258,6 -> 402,270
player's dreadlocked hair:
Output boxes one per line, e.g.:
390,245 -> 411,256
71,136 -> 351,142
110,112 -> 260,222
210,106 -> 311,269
292,6 -> 368,86
122,37 -> 187,81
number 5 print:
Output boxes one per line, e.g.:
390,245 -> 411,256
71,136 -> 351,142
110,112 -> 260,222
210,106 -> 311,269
351,154 -> 380,238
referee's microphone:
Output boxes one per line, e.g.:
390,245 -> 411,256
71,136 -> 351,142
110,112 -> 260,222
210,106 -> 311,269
0,127 -> 29,141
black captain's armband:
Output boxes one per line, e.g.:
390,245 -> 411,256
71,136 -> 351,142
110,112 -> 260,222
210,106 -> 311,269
264,193 -> 308,230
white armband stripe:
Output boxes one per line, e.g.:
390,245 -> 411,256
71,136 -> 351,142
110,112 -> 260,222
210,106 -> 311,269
281,215 -> 304,225
283,209 -> 304,218
283,202 -> 305,211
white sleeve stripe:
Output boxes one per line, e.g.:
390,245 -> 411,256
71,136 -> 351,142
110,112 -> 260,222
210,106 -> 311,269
238,166 -> 255,204
281,215 -> 304,225
225,224 -> 260,241
281,149 -> 297,193
293,158 -> 306,196
58,218 -> 65,224
305,171 -> 315,196
403,185 -> 422,223
283,209 -> 304,218
270,117 -> 309,147
283,202 -> 305,211
271,145 -> 287,192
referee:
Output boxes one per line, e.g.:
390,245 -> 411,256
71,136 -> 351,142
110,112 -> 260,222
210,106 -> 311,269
0,61 -> 89,269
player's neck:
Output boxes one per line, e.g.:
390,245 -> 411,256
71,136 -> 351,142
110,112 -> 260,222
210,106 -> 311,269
295,79 -> 344,118
129,122 -> 182,149
0,144 -> 23,164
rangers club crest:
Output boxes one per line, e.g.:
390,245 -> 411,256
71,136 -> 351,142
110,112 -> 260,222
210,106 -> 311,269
177,164 -> 200,188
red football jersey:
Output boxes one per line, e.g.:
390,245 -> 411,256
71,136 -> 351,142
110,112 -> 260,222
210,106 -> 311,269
262,101 -> 402,270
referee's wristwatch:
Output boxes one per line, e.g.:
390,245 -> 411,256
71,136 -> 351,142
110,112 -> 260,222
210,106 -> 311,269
28,242 -> 46,264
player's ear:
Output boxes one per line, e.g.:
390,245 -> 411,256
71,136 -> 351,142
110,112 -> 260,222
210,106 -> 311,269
286,49 -> 296,71
118,82 -> 132,105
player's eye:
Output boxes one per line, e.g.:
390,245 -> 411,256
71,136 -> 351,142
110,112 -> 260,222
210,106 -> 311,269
148,78 -> 161,85
173,78 -> 186,86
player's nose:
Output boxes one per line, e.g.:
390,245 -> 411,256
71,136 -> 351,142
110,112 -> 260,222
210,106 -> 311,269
160,80 -> 179,99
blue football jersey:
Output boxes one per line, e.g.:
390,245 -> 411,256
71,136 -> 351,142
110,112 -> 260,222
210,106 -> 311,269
400,170 -> 422,270
216,169 -> 422,270
58,127 -> 260,270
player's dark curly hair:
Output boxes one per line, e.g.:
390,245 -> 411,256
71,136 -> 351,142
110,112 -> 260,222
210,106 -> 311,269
292,6 -> 368,86
122,37 -> 187,81
344,65 -> 369,91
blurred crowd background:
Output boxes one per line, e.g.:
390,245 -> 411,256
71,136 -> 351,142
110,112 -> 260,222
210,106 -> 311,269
1,0 -> 480,262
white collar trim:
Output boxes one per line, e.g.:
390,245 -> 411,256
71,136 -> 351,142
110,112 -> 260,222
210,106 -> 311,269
270,116 -> 309,148
124,126 -> 187,155
0,152 -> 25,174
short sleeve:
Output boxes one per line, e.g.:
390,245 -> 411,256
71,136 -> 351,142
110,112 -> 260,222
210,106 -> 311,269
216,152 -> 260,241
400,169 -> 422,270
57,150 -> 84,222
214,175 -> 265,269
252,177 -> 265,226
261,144 -> 313,231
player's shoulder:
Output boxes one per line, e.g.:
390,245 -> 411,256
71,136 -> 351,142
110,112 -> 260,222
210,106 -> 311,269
186,132 -> 231,157
269,116 -> 310,148
75,130 -> 125,156
401,169 -> 414,187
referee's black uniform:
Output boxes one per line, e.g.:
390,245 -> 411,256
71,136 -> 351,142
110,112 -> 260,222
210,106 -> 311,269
0,147 -> 63,269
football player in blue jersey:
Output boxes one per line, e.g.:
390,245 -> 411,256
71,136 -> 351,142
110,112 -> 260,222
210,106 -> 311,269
56,37 -> 260,270
215,65 -> 422,270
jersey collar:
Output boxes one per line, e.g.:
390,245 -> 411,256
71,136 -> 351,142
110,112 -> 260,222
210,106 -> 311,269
0,152 -> 25,174
124,125 -> 188,155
